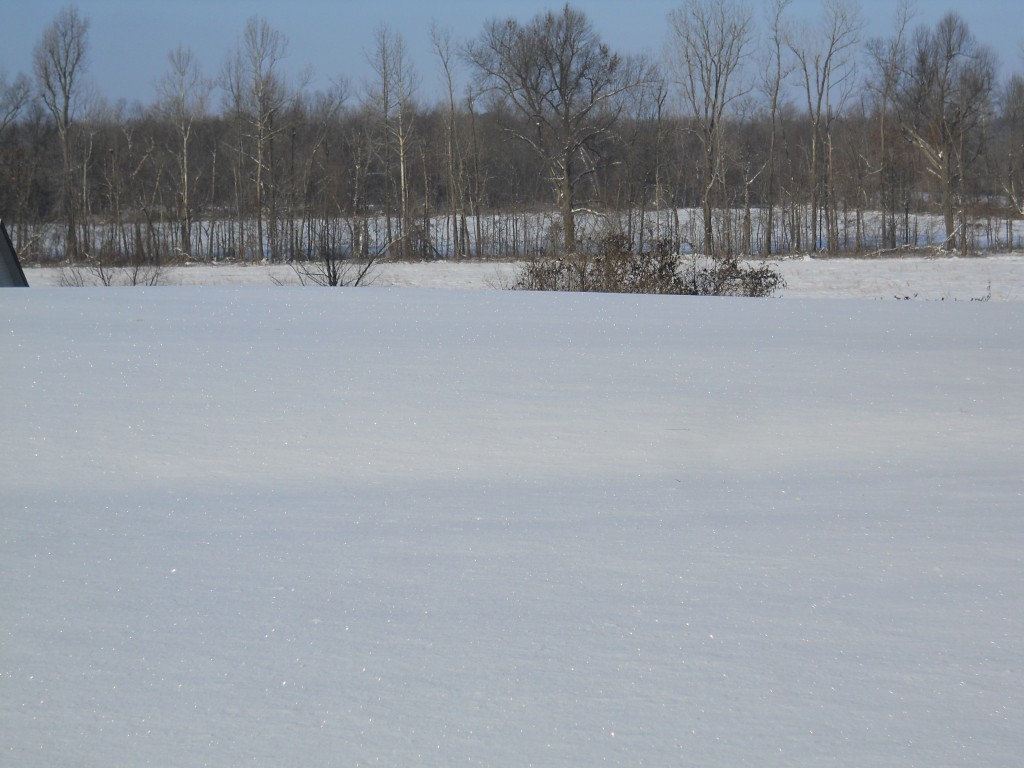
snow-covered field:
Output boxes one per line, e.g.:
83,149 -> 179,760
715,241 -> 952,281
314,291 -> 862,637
22,252 -> 1024,300
3,260 -> 1023,766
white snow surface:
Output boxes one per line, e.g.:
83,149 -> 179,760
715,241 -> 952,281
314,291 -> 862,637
22,252 -> 1024,300
3,268 -> 1024,766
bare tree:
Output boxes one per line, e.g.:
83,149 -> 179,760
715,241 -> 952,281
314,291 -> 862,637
668,0 -> 753,257
866,0 -> 913,250
1001,74 -> 1024,229
287,81 -> 347,261
897,13 -> 996,253
788,0 -> 862,253
0,71 -> 32,138
364,25 -> 419,259
223,17 -> 291,261
431,23 -> 471,259
759,0 -> 793,256
33,5 -> 89,261
463,86 -> 487,257
0,72 -> 38,250
158,46 -> 211,259
465,4 -> 652,254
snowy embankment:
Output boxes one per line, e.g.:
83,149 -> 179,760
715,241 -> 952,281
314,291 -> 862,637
22,252 -> 1024,300
2,282 -> 1023,766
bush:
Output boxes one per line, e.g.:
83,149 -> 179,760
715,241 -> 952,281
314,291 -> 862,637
513,235 -> 785,297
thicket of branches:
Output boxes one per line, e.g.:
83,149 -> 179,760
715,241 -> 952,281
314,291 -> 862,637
514,234 -> 786,295
1,1 -> 1023,269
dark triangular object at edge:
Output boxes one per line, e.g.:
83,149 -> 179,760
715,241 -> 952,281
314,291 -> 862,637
0,220 -> 29,287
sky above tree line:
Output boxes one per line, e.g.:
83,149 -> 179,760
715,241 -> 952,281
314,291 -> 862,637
2,0 -> 1022,108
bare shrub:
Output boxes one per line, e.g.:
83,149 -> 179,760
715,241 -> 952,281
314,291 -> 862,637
59,258 -> 166,286
514,235 -> 785,297
677,254 -> 786,297
289,241 -> 388,287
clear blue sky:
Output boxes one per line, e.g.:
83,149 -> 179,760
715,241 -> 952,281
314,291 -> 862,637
3,0 -> 1021,108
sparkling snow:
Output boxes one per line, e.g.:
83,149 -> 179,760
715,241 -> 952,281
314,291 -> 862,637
3,262 -> 1023,766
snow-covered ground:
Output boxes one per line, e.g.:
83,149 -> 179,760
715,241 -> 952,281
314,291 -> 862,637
3,265 -> 1023,766
23,252 -> 1024,300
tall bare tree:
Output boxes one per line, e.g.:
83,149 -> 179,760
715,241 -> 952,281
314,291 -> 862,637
788,0 -> 861,253
866,0 -> 913,250
465,4 -> 652,254
0,71 -> 35,248
1001,74 -> 1024,228
223,17 -> 291,260
158,46 -> 210,259
668,0 -> 753,257
33,5 -> 89,261
897,13 -> 996,253
759,0 -> 792,256
431,23 -> 470,259
365,25 -> 419,259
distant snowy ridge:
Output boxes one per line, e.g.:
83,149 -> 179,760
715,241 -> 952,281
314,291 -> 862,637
22,252 -> 1024,300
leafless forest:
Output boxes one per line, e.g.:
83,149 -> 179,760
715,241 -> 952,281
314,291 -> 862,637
2,1 -> 1023,268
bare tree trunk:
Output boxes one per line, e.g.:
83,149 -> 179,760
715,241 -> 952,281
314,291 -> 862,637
223,17 -> 290,262
158,46 -> 210,260
762,0 -> 791,257
560,153 -> 576,255
365,25 -> 418,260
33,6 -> 89,262
789,0 -> 861,254
669,0 -> 753,258
431,24 -> 469,259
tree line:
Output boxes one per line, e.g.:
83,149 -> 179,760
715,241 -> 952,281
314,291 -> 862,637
1,0 -> 1023,267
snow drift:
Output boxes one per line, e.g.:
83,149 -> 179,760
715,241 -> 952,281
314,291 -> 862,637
2,287 -> 1022,766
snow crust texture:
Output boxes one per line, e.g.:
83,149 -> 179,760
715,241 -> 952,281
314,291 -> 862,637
2,287 -> 1023,766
